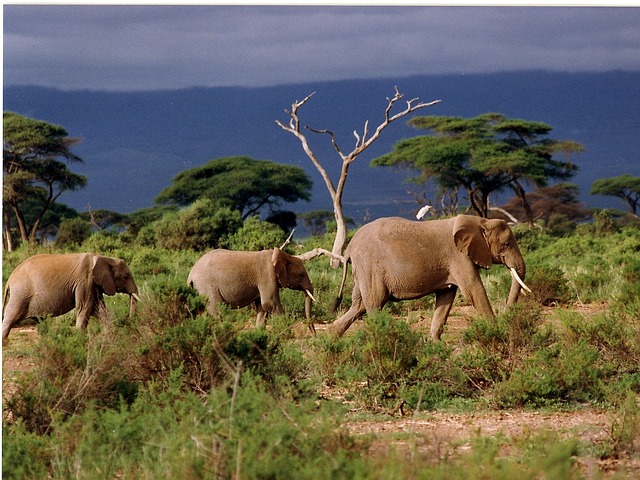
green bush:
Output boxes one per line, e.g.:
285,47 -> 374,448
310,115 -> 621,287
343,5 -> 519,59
54,217 -> 92,247
2,420 -> 50,480
356,311 -> 421,384
153,199 -> 242,251
4,320 -> 136,435
493,340 -> 602,408
523,264 -> 574,306
223,215 -> 287,251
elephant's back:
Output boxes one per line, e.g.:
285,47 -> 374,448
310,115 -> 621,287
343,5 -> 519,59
10,253 -> 89,283
348,217 -> 452,255
188,249 -> 263,286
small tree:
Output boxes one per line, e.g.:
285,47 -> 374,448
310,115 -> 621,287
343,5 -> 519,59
3,112 -> 87,249
590,174 -> 640,217
276,87 -> 440,265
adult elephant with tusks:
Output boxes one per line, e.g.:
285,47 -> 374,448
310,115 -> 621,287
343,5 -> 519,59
2,253 -> 140,343
187,247 -> 316,332
330,215 -> 531,340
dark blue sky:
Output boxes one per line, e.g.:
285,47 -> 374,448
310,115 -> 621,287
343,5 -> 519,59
4,4 -> 640,92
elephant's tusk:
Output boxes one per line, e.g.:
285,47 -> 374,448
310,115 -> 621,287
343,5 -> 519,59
305,289 -> 316,302
131,292 -> 141,302
510,268 -> 532,293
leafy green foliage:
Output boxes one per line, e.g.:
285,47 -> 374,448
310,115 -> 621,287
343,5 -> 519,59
152,198 -> 243,251
223,215 -> 286,251
372,113 -> 582,221
155,156 -> 312,220
591,174 -> 640,215
54,216 -> 92,247
298,210 -> 337,236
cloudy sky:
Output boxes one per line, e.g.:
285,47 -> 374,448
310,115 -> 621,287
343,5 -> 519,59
4,3 -> 640,91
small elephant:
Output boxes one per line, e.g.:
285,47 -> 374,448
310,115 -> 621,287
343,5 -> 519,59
330,215 -> 530,340
187,247 -> 315,331
2,253 -> 140,343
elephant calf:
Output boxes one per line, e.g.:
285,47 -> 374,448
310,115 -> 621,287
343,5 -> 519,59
187,247 -> 315,331
2,253 -> 140,343
330,214 -> 530,340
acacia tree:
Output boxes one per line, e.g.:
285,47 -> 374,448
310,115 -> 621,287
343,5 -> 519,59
590,174 -> 640,216
372,113 -> 582,225
3,112 -> 86,249
276,87 -> 441,264
154,156 -> 312,220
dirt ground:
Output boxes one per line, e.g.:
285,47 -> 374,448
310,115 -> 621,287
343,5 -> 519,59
3,307 -> 640,478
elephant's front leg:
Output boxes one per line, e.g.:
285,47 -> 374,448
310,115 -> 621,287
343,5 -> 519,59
430,286 -> 458,341
76,308 -> 91,329
255,300 -> 267,328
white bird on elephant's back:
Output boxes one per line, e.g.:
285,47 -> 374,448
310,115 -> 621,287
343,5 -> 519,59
416,204 -> 433,219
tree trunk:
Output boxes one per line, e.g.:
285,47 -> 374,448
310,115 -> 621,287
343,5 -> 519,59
331,199 -> 348,268
511,180 -> 535,227
11,203 -> 30,244
3,210 -> 14,252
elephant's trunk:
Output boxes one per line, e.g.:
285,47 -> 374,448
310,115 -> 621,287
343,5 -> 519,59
507,260 -> 527,306
129,292 -> 140,316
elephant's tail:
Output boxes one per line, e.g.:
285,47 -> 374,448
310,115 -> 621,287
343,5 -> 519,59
330,255 -> 351,313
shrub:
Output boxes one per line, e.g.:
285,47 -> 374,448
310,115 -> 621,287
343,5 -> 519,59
2,420 -> 50,480
4,320 -> 136,435
463,304 -> 546,362
493,340 -> 603,408
81,230 -> 127,254
223,215 -> 286,251
54,217 -> 92,247
617,257 -> 640,309
523,264 -> 574,306
154,199 -> 242,251
356,311 -> 421,384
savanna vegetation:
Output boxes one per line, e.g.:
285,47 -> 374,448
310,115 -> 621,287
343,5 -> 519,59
3,107 -> 640,478
3,212 -> 640,479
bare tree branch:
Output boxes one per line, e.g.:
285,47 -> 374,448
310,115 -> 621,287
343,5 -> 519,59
295,248 -> 345,264
279,229 -> 295,249
305,127 -> 346,161
276,87 -> 441,266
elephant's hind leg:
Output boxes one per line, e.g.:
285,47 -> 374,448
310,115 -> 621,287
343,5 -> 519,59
2,298 -> 29,343
430,286 -> 458,341
329,285 -> 366,337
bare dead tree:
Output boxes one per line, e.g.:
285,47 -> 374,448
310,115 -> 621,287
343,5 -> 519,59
276,86 -> 441,266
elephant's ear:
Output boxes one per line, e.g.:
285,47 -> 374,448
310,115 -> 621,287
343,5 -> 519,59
453,216 -> 493,269
271,247 -> 289,288
92,256 -> 117,295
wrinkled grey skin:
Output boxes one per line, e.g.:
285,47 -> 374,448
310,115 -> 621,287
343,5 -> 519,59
2,253 -> 139,343
330,215 -> 526,340
187,247 -> 315,330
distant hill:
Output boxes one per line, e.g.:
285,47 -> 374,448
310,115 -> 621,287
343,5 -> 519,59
4,71 -> 640,223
